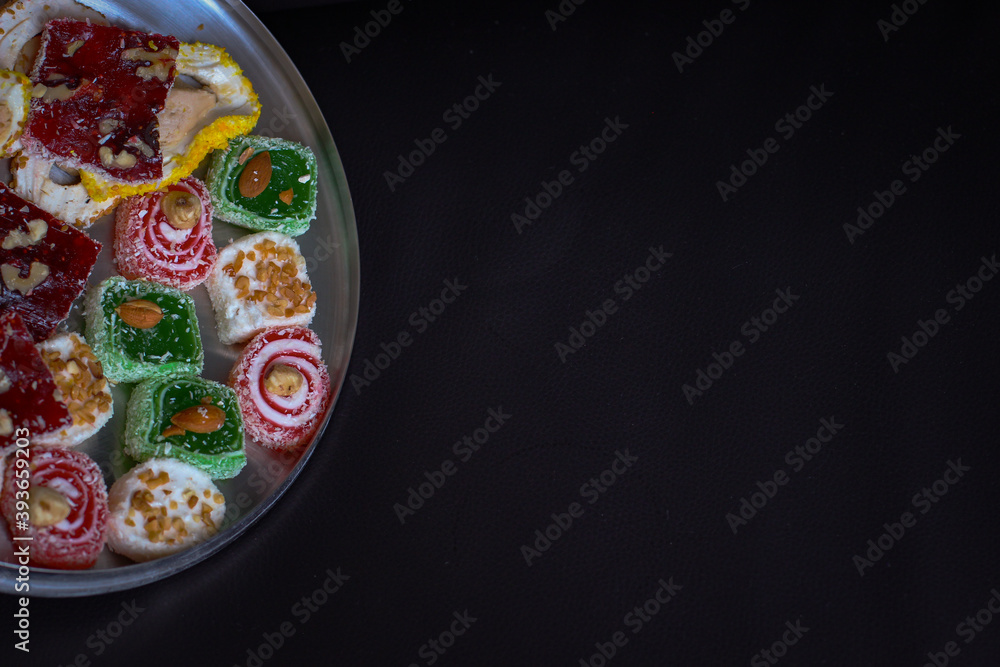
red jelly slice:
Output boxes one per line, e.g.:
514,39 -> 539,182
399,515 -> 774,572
229,326 -> 331,450
1,446 -> 108,569
21,19 -> 179,183
0,180 -> 102,342
0,312 -> 72,448
114,177 -> 217,290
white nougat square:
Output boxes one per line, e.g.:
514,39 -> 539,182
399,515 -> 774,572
206,231 -> 317,345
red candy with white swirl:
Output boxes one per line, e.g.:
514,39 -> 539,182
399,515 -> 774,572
1,446 -> 109,570
113,177 -> 217,290
229,326 -> 331,450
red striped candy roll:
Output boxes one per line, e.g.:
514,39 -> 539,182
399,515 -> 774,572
1,446 -> 108,569
229,326 -> 331,449
113,177 -> 217,291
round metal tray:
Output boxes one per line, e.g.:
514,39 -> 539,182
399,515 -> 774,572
0,0 -> 359,596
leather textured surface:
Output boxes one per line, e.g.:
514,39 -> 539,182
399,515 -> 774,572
9,1 -> 1000,665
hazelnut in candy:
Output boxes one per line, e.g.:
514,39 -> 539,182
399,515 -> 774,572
84,276 -> 204,383
207,135 -> 317,237
114,177 -> 217,290
0,312 -> 71,448
106,458 -> 226,562
0,446 -> 108,569
0,180 -> 102,342
125,376 -> 246,479
229,326 -> 332,449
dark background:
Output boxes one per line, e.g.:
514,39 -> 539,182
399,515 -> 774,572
8,0 -> 1000,664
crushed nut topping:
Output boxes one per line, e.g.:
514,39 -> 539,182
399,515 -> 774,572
130,474 -> 222,544
40,336 -> 112,428
221,238 -> 315,317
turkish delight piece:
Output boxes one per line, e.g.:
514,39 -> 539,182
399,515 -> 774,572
106,458 -> 226,562
0,180 -> 102,342
205,231 -> 317,345
207,135 -> 317,237
229,326 -> 331,450
83,276 -> 203,384
74,42 -> 262,203
0,312 -> 72,447
0,445 -> 108,569
125,376 -> 246,479
34,333 -> 113,447
114,177 -> 216,290
20,18 -> 179,184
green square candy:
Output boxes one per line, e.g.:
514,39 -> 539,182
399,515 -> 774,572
126,376 -> 246,479
85,277 -> 203,383
208,135 -> 318,237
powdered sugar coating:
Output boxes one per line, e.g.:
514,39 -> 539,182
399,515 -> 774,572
34,333 -> 113,447
0,446 -> 108,569
106,458 -> 225,563
205,231 -> 316,345
83,276 -> 204,383
114,177 -> 217,290
229,326 -> 331,449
